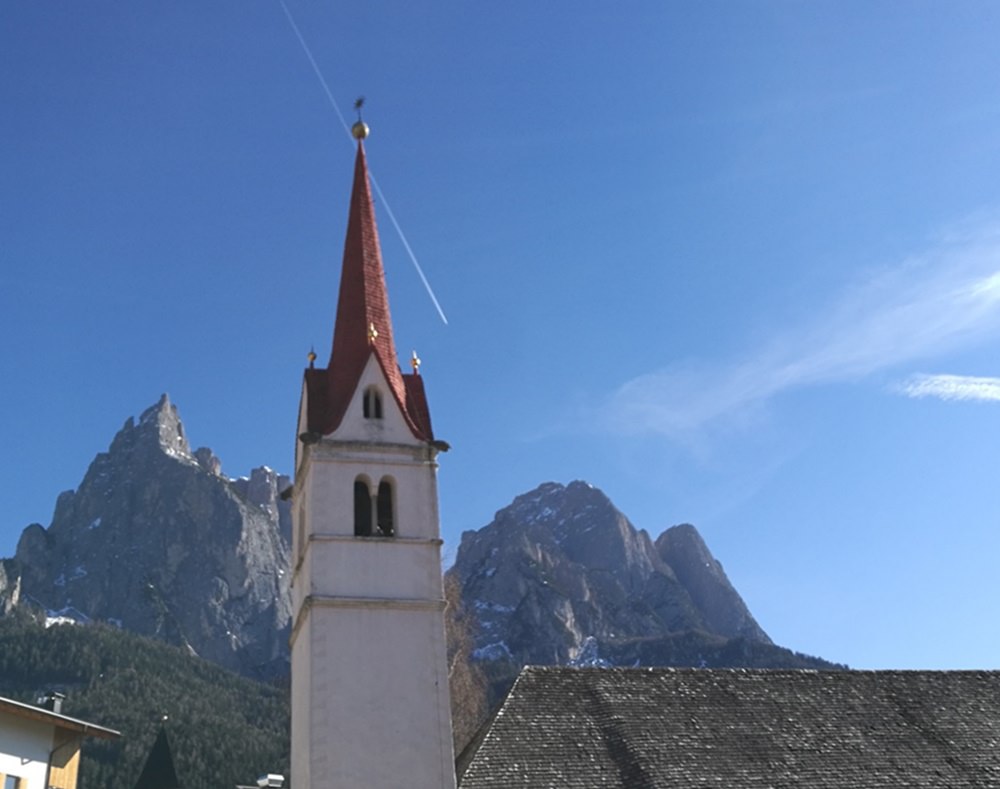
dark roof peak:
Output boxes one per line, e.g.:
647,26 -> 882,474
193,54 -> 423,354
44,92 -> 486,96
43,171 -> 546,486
133,725 -> 181,789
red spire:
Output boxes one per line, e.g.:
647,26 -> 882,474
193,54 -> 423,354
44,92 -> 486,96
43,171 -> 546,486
305,141 -> 433,441
328,142 -> 401,385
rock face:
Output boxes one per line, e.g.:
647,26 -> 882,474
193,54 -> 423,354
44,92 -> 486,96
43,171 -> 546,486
448,481 -> 832,692
11,395 -> 291,677
0,559 -> 21,615
4,406 -> 832,689
655,523 -> 770,644
449,481 -> 710,666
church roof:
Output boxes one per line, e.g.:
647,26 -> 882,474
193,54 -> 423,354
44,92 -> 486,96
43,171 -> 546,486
458,666 -> 1000,788
303,141 -> 433,441
133,726 -> 182,789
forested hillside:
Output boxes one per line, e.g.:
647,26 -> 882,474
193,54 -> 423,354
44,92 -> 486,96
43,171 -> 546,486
0,614 -> 289,789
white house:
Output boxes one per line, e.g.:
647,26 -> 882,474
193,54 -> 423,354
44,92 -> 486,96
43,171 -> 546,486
0,694 -> 118,789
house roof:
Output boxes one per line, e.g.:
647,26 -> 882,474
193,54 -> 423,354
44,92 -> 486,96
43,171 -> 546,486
0,695 -> 119,740
303,141 -> 432,441
458,666 -> 1000,788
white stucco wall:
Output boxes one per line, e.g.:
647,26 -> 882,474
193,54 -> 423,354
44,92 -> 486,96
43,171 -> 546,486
294,360 -> 441,550
305,538 -> 443,600
290,356 -> 456,789
332,356 -> 426,446
290,624 -> 312,789
303,443 -> 440,539
296,602 -> 455,789
0,713 -> 54,789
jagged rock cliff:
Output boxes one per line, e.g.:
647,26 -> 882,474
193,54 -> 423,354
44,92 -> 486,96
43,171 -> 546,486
0,559 -> 21,615
10,395 -> 291,677
448,481 -> 834,698
2,402 -> 834,690
655,522 -> 770,643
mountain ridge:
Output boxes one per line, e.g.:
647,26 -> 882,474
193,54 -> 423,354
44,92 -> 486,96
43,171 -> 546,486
1,399 -> 838,693
449,480 -> 775,662
5,395 -> 292,677
448,479 -> 840,703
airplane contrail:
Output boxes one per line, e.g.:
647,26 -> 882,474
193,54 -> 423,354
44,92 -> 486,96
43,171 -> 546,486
277,0 -> 449,325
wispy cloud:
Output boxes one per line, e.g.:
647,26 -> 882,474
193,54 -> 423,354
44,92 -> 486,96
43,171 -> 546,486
896,374 -> 1000,402
600,215 -> 1000,443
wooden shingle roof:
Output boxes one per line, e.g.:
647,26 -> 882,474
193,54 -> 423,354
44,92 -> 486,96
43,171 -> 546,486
459,666 -> 1000,788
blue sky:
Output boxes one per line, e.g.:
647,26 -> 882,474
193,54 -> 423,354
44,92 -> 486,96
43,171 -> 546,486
4,2 -> 1000,669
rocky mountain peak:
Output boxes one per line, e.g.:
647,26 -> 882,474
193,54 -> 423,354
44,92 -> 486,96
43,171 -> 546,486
143,393 -> 192,458
656,524 -> 771,644
451,480 -> 701,668
450,480 -> 783,678
109,393 -> 194,465
8,397 -> 292,678
485,480 -> 659,578
231,467 -> 293,544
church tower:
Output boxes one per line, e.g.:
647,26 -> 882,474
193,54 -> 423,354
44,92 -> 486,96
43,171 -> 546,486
289,124 -> 456,789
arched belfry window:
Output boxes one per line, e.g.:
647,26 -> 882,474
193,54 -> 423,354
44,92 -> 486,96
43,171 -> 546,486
354,475 -> 395,539
377,479 -> 395,537
363,387 -> 383,420
354,477 -> 373,537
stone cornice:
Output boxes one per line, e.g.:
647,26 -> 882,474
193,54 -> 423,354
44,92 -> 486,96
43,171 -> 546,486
308,533 -> 443,546
289,593 -> 447,647
314,438 -> 437,463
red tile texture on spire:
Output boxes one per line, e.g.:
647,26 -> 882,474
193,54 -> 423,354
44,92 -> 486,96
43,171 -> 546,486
303,142 -> 433,441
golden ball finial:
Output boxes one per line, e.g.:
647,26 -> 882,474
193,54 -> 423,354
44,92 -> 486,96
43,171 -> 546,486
352,97 -> 369,139
411,350 -> 421,374
307,348 -> 317,369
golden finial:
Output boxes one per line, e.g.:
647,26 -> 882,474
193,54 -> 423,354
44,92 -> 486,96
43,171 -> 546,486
368,322 -> 379,343
411,350 -> 421,374
307,347 -> 317,369
352,96 -> 369,140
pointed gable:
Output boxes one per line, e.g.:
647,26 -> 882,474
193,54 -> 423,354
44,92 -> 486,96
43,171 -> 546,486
304,141 -> 433,441
133,726 -> 181,789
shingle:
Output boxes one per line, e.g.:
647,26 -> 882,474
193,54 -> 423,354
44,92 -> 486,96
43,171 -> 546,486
459,667 -> 1000,788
